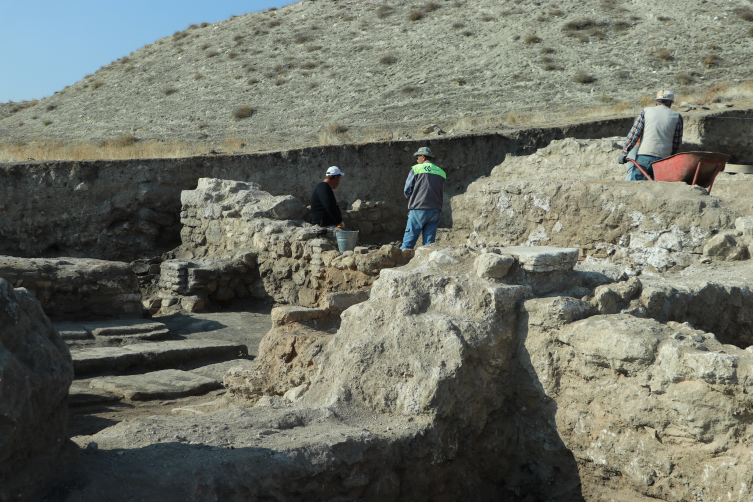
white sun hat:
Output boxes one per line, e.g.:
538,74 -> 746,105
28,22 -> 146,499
326,166 -> 345,177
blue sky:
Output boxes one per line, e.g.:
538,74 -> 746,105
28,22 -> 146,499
0,0 -> 288,102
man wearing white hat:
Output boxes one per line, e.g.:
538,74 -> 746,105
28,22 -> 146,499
618,89 -> 683,181
311,166 -> 345,227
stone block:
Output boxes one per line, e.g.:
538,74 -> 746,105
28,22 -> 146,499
502,246 -> 579,272
272,305 -> 328,326
474,253 -> 514,279
321,290 -> 370,313
181,296 -> 205,311
703,231 -> 747,260
89,370 -> 221,401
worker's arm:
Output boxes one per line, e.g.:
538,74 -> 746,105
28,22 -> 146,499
622,111 -> 645,156
404,169 -> 416,198
671,115 -> 684,155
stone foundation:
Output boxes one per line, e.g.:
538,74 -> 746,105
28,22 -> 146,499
0,256 -> 142,319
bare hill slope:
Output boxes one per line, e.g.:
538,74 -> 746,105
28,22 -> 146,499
2,0 -> 753,152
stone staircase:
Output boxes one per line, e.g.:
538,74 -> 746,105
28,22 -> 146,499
59,318 -> 256,410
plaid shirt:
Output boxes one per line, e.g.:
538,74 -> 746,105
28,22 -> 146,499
622,109 -> 683,156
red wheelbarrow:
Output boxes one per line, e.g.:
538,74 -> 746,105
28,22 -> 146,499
628,151 -> 731,195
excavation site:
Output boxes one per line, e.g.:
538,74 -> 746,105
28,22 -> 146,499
3,1 -> 753,501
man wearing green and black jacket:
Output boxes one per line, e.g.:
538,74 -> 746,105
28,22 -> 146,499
401,147 -> 446,249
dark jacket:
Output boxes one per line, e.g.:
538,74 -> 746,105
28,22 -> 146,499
404,162 -> 446,210
310,181 -> 342,226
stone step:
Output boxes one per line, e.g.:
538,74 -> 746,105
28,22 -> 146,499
54,319 -> 171,342
88,370 -> 221,401
171,400 -> 218,415
188,359 -> 255,382
71,339 -> 248,375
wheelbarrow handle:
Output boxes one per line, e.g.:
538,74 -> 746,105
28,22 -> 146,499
628,159 -> 654,181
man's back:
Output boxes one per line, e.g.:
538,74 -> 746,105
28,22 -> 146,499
639,105 -> 681,158
406,162 -> 446,210
311,181 -> 342,226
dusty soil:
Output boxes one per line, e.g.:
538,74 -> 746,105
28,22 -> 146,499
1,0 -> 752,151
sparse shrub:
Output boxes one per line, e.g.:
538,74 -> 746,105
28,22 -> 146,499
704,53 -> 720,68
114,134 -> 137,147
541,46 -> 555,54
247,78 -> 259,85
537,15 -> 548,22
201,44 -> 210,50
749,26 -> 753,36
598,94 -> 612,103
163,86 -> 178,95
425,2 -> 440,12
709,43 -> 719,50
481,14 -> 494,22
121,57 -> 130,64
588,28 -> 606,39
676,73 -> 693,85
300,61 -> 318,69
462,30 -> 473,37
379,54 -> 397,65
268,19 -> 281,27
454,0 -> 463,6
402,85 -> 418,94
46,105 -> 55,111
326,123 -> 348,135
343,15 -> 354,21
200,22 -> 209,27
275,77 -> 286,86
42,120 -> 52,126
17,121 -> 23,126
453,22 -> 465,28
544,62 -> 558,71
306,44 -> 322,52
657,16 -> 670,22
188,24 -> 198,30
206,51 -> 219,58
542,56 -> 554,63
639,95 -> 653,107
194,74 -> 203,80
309,82 -> 318,89
658,48 -> 672,60
564,18 -> 597,31
228,51 -> 238,59
735,8 -> 753,21
524,33 -> 541,44
550,9 -> 565,17
409,11 -> 423,21
573,71 -> 595,84
630,15 -> 640,21
91,81 -> 103,90
613,21 -> 631,31
377,5 -> 392,18
233,106 -> 254,119
453,77 -> 466,85
294,33 -> 311,44
601,0 -> 616,9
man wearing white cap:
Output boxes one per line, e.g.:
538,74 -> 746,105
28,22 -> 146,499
618,89 -> 683,181
310,166 -> 345,227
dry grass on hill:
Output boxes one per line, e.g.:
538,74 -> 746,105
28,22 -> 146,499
2,80 -> 751,162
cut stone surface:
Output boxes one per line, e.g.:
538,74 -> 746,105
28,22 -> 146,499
86,321 -> 168,337
89,370 -> 221,401
271,306 -> 329,326
171,401 -> 218,416
500,246 -> 580,272
71,339 -> 248,375
189,359 -> 255,382
474,252 -> 514,278
68,380 -> 121,406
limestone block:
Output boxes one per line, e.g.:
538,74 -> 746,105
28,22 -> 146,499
0,280 -> 74,484
89,370 -> 221,401
473,253 -> 514,279
735,216 -> 753,235
703,231 -> 748,260
272,306 -> 328,326
321,290 -> 370,313
593,277 -> 642,315
181,296 -> 204,311
502,246 -> 579,272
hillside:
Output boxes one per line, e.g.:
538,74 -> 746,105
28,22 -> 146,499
2,0 -> 753,155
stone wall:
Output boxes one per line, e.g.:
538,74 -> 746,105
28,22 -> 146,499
142,178 -> 413,309
0,256 -> 142,319
451,178 -> 738,272
0,117 -> 640,261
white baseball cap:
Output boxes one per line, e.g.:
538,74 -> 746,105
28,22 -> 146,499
326,166 -> 345,177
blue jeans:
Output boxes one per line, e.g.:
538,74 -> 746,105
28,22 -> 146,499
401,209 -> 441,249
626,154 -> 660,181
